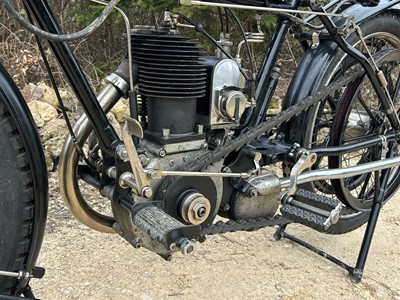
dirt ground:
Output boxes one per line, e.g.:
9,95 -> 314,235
30,173 -> 400,300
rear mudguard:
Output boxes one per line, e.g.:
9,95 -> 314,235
0,63 -> 48,272
282,0 -> 400,143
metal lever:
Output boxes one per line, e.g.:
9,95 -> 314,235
280,150 -> 317,201
121,117 -> 153,198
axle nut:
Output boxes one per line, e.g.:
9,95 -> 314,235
180,192 -> 211,225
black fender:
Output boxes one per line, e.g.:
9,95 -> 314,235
0,63 -> 48,273
282,0 -> 400,143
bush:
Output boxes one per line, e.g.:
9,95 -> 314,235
0,1 -> 279,89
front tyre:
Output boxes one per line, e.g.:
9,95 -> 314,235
0,65 -> 48,296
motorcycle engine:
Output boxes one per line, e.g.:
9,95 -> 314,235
129,25 -> 249,226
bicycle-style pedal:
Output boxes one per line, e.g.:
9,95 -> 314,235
281,189 -> 344,232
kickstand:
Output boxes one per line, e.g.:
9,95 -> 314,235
274,168 -> 390,283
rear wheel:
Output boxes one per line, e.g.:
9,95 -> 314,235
301,13 -> 400,233
0,68 -> 48,296
329,50 -> 400,211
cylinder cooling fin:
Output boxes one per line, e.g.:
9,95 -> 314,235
131,27 -> 207,99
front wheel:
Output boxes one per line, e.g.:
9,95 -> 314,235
0,66 -> 48,296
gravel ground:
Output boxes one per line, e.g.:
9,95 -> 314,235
30,173 -> 400,300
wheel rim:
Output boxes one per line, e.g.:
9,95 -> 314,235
329,50 -> 400,210
304,31 -> 400,214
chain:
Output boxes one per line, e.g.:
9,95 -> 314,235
155,66 -> 364,235
195,68 -> 364,235
186,67 -> 363,174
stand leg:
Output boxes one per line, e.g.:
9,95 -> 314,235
274,167 -> 391,282
349,168 -> 389,282
273,224 -> 288,241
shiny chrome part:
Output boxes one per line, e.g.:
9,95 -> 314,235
119,172 -> 137,190
115,144 -> 129,162
234,170 -> 281,219
210,59 -> 247,126
180,192 -> 211,225
218,90 -> 247,121
282,150 -> 317,199
178,239 -> 196,255
180,0 -> 351,18
148,169 -> 251,179
280,156 -> 400,189
59,78 -> 128,234
105,73 -> 130,97
323,203 -> 344,229
0,270 -> 31,279
311,32 -> 320,49
217,32 -> 233,58
122,117 -> 152,197
90,0 -> 134,90
236,15 -> 264,68
345,109 -> 371,137
253,152 -> 262,175
379,135 -> 389,159
141,187 -> 153,198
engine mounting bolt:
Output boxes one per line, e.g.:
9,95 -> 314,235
146,171 -> 158,180
222,167 -> 232,173
202,143 -> 208,150
223,204 -> 230,211
142,187 -> 153,198
158,149 -> 167,158
116,145 -> 129,161
196,124 -> 204,134
139,154 -> 148,166
247,188 -> 258,197
169,243 -> 177,251
162,128 -> 170,138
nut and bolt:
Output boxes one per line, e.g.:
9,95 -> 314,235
158,149 -> 167,158
223,204 -> 230,211
139,154 -> 148,166
192,202 -> 207,220
196,124 -> 204,134
222,167 -> 232,173
132,238 -> 142,249
141,187 -> 153,198
162,128 -> 170,138
247,188 -> 258,197
116,145 -> 129,161
179,239 -> 196,255
146,171 -> 158,180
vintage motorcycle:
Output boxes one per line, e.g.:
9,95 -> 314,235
1,0 -> 400,297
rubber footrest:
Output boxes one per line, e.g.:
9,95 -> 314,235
295,189 -> 340,211
281,204 -> 327,232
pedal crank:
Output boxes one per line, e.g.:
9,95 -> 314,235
115,199 -> 200,260
280,149 -> 317,201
